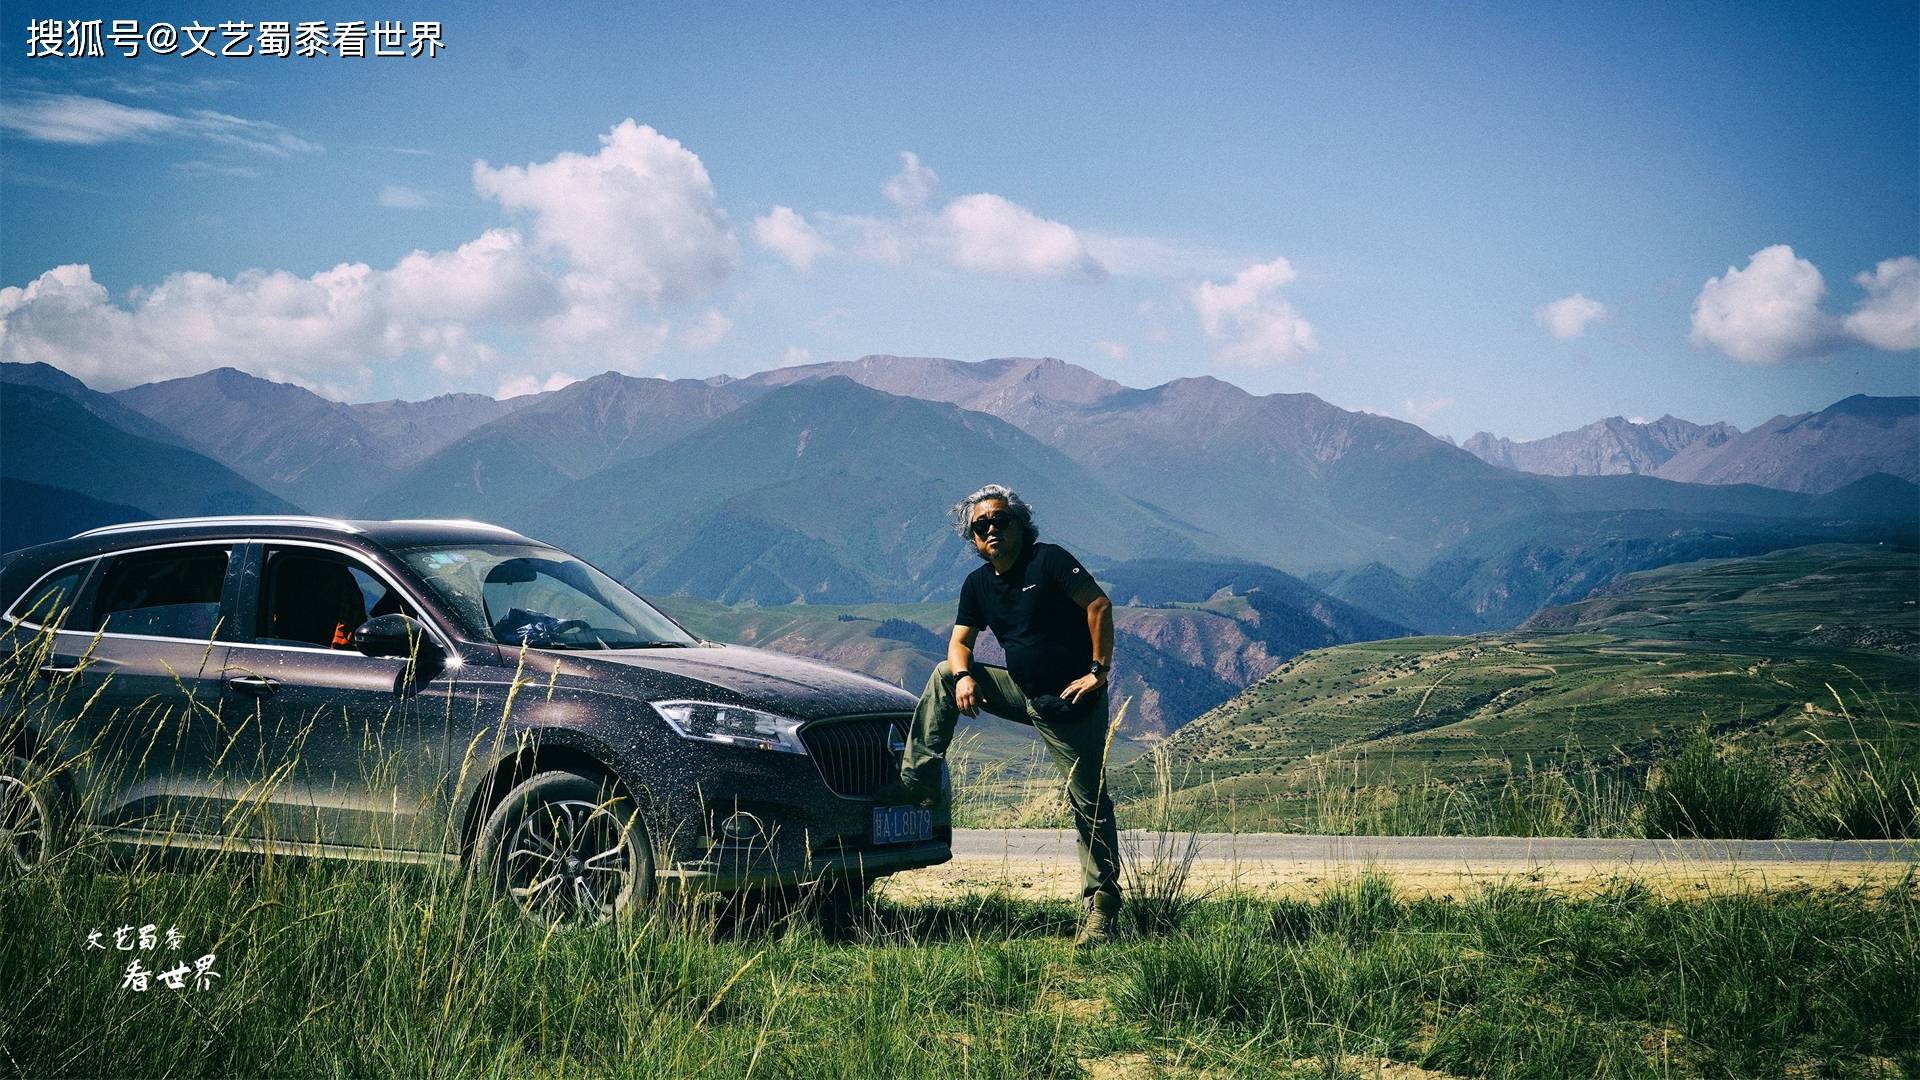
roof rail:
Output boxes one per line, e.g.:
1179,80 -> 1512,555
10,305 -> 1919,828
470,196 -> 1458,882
388,518 -> 527,537
72,515 -> 364,539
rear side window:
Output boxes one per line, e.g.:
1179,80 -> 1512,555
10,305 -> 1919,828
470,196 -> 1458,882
88,546 -> 230,639
256,547 -> 418,649
8,562 -> 92,627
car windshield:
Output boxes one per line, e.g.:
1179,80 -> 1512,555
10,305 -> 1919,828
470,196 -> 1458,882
395,543 -> 697,650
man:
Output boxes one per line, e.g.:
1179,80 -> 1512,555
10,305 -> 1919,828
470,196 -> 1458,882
879,483 -> 1122,946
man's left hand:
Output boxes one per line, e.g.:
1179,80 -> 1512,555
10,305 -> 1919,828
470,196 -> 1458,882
1060,671 -> 1107,705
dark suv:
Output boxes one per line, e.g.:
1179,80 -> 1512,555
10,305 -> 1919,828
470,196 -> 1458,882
0,516 -> 949,923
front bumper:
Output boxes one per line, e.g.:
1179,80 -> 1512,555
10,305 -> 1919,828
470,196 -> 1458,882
664,831 -> 953,890
644,712 -> 952,889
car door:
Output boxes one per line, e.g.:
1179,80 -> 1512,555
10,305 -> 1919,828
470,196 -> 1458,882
219,541 -> 457,853
3,557 -> 102,778
57,543 -> 238,839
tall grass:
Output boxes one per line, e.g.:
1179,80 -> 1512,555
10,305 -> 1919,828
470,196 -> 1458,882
5,844 -> 1916,1078
1117,741 -> 1206,937
1800,687 -> 1920,841
1643,728 -> 1786,840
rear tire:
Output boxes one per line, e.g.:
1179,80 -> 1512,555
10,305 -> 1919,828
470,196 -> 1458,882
0,753 -> 64,878
475,769 -> 655,929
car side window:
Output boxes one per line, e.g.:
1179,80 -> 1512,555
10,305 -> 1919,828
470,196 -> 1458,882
87,546 -> 230,639
7,562 -> 92,628
256,547 -> 418,650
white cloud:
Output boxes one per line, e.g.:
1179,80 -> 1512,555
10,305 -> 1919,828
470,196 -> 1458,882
383,229 -> 555,323
676,309 -> 732,351
882,151 -> 939,209
473,119 -> 737,305
183,108 -> 322,156
937,193 -> 1106,281
172,160 -> 261,179
0,123 -> 763,396
1399,394 -> 1456,423
1190,257 -> 1319,367
1536,293 -> 1607,340
1689,245 -> 1835,365
783,345 -> 814,365
496,371 -> 578,399
1082,232 -> 1245,278
0,92 -> 319,155
535,271 -> 674,368
378,184 -> 436,209
1137,299 -> 1171,344
1092,340 -> 1129,361
1842,255 -> 1920,352
0,231 -> 559,394
752,205 -> 832,271
0,93 -> 179,144
792,156 -> 1110,282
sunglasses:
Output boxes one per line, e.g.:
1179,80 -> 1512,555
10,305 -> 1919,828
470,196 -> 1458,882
969,513 -> 1016,538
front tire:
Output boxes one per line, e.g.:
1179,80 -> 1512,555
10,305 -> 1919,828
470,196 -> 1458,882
476,769 -> 655,929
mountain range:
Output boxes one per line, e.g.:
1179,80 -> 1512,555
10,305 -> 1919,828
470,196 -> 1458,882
2,355 -> 1912,738
1463,396 -> 1917,492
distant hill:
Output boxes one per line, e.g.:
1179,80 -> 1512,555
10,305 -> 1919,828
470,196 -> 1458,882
519,377 -> 1214,604
1654,395 -> 1920,493
1463,398 -> 1918,494
1131,544 -> 1920,829
738,354 -> 1126,432
0,477 -> 148,554
1305,561 -> 1486,635
112,367 -> 532,512
1464,415 -> 1738,477
346,392 -> 528,472
1,362 -> 186,447
1,382 -> 298,551
357,371 -> 756,520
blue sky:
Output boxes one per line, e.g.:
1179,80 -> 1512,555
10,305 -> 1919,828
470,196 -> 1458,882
2,1 -> 1914,440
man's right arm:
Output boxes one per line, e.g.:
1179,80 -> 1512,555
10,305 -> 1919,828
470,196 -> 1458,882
949,623 -> 981,716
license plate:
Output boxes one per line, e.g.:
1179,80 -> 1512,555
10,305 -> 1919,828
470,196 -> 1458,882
871,805 -> 932,845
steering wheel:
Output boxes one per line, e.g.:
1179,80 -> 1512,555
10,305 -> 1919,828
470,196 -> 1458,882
550,619 -> 592,635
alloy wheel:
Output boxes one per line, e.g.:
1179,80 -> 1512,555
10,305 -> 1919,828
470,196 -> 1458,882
502,798 -> 635,927
0,770 -> 52,874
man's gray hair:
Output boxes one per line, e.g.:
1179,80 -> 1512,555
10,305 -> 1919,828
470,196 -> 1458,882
952,483 -> 1038,542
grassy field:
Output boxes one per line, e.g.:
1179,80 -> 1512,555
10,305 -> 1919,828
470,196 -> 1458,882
4,841 -> 1916,1079
3,544 -> 1917,1076
1110,546 -> 1920,836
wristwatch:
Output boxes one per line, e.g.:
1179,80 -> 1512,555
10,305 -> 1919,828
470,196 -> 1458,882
954,669 -> 975,682
1089,660 -> 1108,676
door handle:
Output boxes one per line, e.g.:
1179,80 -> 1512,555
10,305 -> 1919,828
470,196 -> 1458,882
36,664 -> 80,679
226,675 -> 280,696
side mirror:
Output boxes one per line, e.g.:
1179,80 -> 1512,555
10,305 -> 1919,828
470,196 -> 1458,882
352,613 -> 442,661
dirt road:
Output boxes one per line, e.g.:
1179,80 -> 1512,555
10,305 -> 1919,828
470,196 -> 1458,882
878,829 -> 1920,900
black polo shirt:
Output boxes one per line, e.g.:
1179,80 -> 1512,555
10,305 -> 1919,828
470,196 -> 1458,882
955,541 -> 1094,698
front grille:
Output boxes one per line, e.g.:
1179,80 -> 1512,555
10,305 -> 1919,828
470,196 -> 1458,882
800,714 -> 907,798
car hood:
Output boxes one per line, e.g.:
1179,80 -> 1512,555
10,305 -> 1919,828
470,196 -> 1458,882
572,643 -> 918,720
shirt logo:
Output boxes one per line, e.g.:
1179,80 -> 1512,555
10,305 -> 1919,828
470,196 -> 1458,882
1022,584 -> 1037,591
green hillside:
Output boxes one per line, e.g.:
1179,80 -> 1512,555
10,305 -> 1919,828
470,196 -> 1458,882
1129,544 -> 1920,832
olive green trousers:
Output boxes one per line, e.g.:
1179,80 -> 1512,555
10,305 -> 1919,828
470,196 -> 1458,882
901,661 -> 1121,903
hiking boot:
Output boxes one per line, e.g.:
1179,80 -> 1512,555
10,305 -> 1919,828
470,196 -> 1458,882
871,778 -> 938,810
1074,893 -> 1121,949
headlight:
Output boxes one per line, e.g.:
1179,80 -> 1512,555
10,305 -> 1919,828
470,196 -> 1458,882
652,700 -> 809,755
